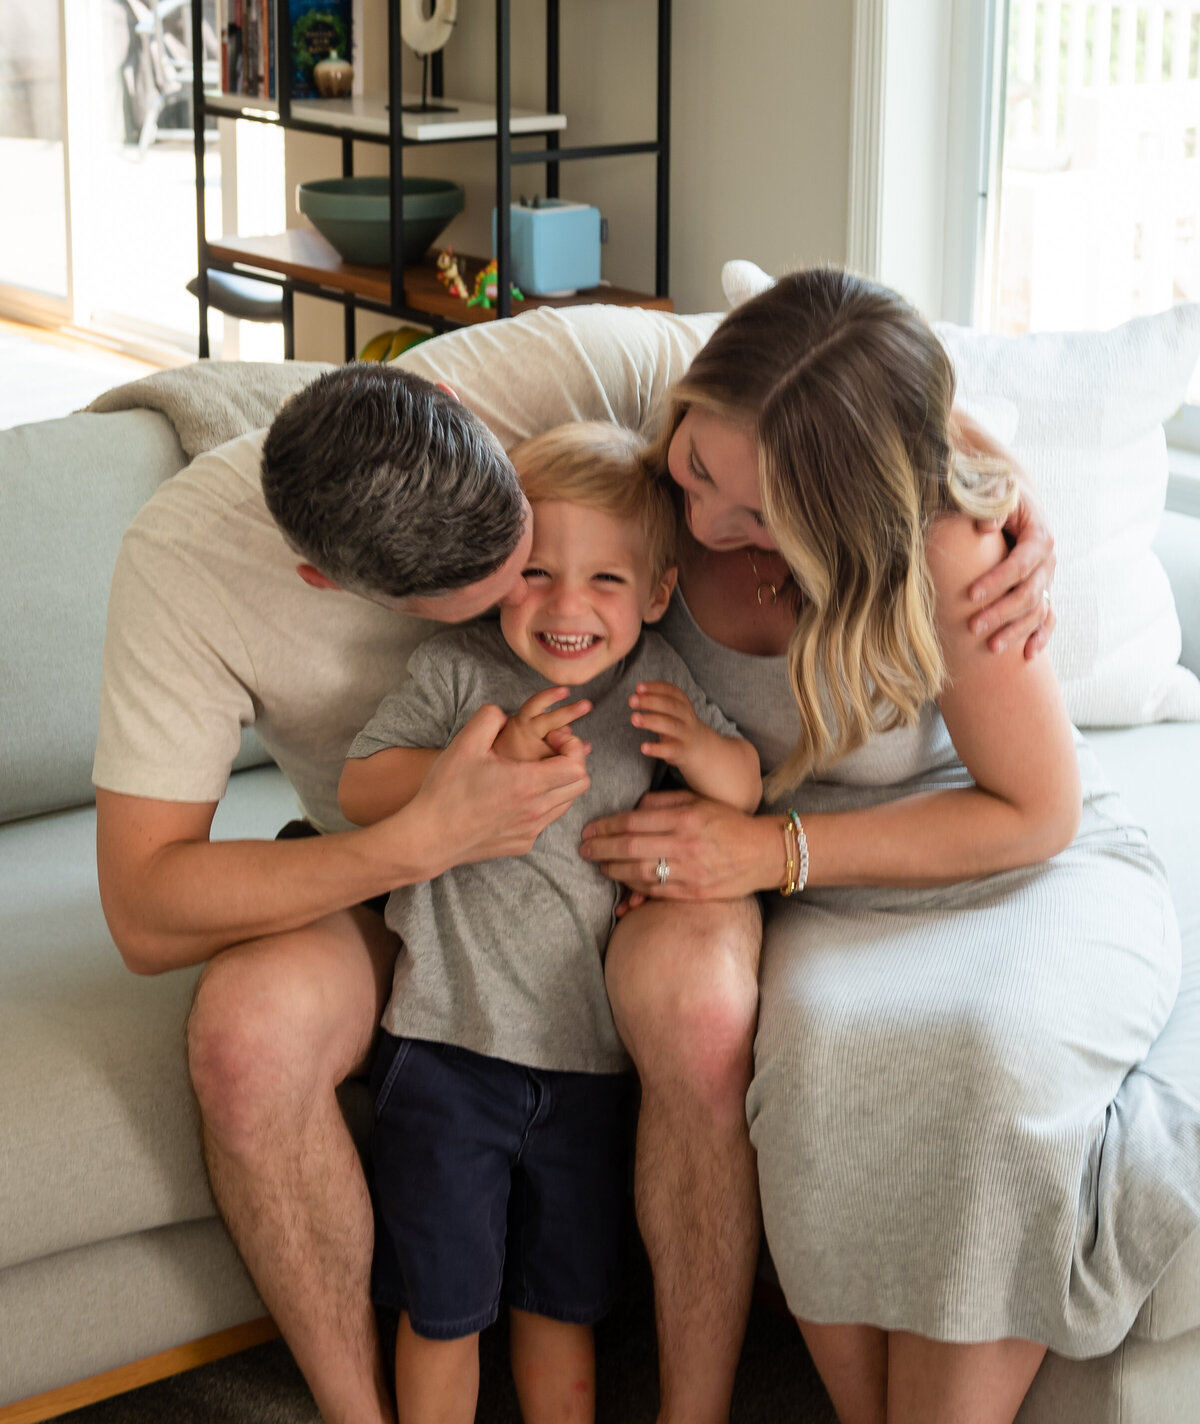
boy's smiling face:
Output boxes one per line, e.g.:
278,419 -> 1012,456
499,499 -> 676,686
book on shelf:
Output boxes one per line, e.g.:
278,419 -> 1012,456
214,0 -> 361,104
216,0 -> 277,100
289,0 -> 354,100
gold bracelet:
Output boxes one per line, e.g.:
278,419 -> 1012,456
788,809 -> 810,893
779,813 -> 799,896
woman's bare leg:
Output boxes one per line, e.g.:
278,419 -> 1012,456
887,1333 -> 1046,1424
394,1316 -> 479,1424
509,1310 -> 596,1424
187,905 -> 398,1424
796,1321 -> 887,1424
796,1320 -> 1045,1424
605,897 -> 763,1424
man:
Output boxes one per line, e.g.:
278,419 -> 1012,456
95,361 -> 597,1422
98,321 -> 759,1424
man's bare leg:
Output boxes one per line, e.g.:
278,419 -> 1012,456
187,905 -> 397,1424
605,897 -> 762,1424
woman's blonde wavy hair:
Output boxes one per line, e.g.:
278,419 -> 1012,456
651,268 -> 1015,795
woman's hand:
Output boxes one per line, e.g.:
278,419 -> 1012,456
581,789 -> 782,905
953,411 -> 1057,660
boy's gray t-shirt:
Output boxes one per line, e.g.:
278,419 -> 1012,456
348,622 -> 740,1074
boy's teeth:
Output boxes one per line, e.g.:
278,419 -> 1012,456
540,633 -> 598,651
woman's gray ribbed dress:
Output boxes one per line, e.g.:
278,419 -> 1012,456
659,591 -> 1198,1358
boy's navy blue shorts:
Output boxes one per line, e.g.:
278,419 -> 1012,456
370,1032 -> 634,1341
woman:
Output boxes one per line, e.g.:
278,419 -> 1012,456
581,269 -> 1192,1423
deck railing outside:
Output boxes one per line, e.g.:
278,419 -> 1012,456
995,0 -> 1199,377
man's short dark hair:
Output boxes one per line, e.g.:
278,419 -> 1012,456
261,364 -> 526,600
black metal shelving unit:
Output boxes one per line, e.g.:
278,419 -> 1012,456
190,0 -> 672,360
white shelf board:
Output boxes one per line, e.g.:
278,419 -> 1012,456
205,91 -> 281,120
204,91 -> 567,142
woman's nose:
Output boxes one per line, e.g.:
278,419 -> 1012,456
688,492 -> 727,546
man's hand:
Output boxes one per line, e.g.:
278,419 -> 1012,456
405,703 -> 590,873
493,686 -> 593,764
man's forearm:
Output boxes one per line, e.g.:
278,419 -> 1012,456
98,803 -> 434,974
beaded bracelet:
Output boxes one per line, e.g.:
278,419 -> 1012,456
779,809 -> 810,896
789,808 -> 810,893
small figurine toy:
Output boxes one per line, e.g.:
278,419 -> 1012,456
467,258 -> 524,309
435,247 -> 469,299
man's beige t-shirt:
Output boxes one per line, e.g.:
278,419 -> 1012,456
92,304 -> 717,831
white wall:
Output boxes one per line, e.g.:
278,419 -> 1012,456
287,0 -> 853,361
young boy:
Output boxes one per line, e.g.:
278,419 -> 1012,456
338,421 -> 761,1424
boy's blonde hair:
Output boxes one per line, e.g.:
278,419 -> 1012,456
508,422 -> 677,584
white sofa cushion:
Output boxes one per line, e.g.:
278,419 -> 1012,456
1088,719 -> 1200,1345
0,766 -> 299,1274
936,305 -> 1200,728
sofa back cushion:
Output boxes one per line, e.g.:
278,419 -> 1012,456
0,410 -> 188,823
935,305 -> 1200,726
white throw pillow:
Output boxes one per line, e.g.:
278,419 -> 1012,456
935,307 -> 1200,726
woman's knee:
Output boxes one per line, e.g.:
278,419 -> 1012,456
605,899 -> 761,1109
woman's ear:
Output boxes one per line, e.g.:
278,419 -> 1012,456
643,566 -> 679,624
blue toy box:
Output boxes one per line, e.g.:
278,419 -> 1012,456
492,200 -> 602,296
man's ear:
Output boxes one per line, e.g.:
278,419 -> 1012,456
296,563 -> 342,591
643,565 -> 679,624
435,382 -> 460,403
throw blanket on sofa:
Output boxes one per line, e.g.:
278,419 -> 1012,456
85,360 -> 333,459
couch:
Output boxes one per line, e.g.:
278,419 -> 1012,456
1,344 -> 1199,1423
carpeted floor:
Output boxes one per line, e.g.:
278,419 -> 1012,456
46,1235 -> 836,1423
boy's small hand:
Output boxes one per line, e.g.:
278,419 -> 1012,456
495,686 -> 592,764
630,681 -> 706,769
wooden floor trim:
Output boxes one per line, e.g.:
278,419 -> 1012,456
0,1317 -> 279,1424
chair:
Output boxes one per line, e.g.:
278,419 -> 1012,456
186,271 -> 295,359
122,0 -> 220,156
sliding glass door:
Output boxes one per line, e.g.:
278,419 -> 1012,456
0,0 -> 278,359
0,2 -> 71,319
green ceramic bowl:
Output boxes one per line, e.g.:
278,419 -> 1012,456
296,176 -> 465,266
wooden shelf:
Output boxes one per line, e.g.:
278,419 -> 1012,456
206,230 -> 673,325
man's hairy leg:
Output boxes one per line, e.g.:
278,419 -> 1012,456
187,906 -> 397,1424
605,897 -> 762,1424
